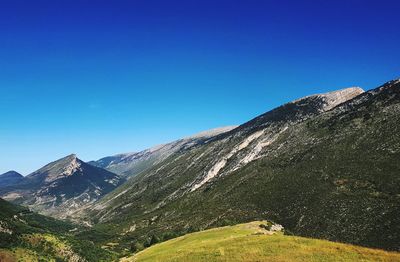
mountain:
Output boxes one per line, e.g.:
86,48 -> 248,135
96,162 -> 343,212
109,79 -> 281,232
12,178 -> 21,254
0,171 -> 24,187
0,198 -> 115,261
89,126 -> 237,177
87,87 -> 364,220
3,79 -> 399,259
78,83 -> 400,252
0,154 -> 124,219
122,221 -> 400,262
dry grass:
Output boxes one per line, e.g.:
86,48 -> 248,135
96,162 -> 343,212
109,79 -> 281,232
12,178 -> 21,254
122,221 -> 400,262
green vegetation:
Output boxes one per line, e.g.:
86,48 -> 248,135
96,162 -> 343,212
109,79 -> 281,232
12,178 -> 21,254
2,82 -> 400,261
82,82 -> 400,253
123,221 -> 400,262
0,198 -> 117,261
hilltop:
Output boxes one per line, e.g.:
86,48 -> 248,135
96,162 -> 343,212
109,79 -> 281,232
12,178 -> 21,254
123,221 -> 400,262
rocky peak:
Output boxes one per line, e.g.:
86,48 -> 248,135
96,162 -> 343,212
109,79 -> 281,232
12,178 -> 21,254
65,153 -> 77,161
317,87 -> 364,110
1,154 -> 124,219
45,155 -> 82,183
292,87 -> 364,110
236,87 -> 364,135
26,154 -> 83,184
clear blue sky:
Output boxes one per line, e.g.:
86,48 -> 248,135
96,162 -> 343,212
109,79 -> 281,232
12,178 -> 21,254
1,0 -> 399,175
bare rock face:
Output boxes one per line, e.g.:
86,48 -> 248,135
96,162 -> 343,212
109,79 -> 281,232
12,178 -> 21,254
29,154 -> 82,184
315,87 -> 364,111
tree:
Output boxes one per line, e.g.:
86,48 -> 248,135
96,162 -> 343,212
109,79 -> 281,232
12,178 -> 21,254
149,235 -> 160,246
130,241 -> 144,253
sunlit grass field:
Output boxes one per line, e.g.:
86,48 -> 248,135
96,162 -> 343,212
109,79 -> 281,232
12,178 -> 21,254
123,221 -> 400,262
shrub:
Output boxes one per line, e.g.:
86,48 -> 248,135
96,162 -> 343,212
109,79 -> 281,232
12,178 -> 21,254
149,235 -> 160,246
130,241 -> 144,253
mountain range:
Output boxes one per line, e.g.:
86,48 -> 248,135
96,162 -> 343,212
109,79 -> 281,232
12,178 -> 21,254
0,154 -> 124,219
1,78 -> 399,259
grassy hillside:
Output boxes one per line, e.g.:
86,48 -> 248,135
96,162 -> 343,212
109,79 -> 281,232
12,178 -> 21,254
0,198 -> 117,261
122,221 -> 400,262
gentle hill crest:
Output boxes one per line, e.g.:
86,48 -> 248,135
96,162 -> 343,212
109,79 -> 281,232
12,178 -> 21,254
123,221 -> 400,262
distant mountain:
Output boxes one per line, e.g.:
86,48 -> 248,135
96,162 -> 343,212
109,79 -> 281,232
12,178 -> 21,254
89,126 -> 237,177
0,171 -> 24,187
0,154 -> 124,219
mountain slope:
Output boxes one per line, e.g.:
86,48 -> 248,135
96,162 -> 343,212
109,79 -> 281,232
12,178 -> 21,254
0,171 -> 24,187
123,221 -> 400,262
80,85 -> 400,252
0,154 -> 124,219
89,126 -> 237,177
90,87 -> 364,218
167,80 -> 399,250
